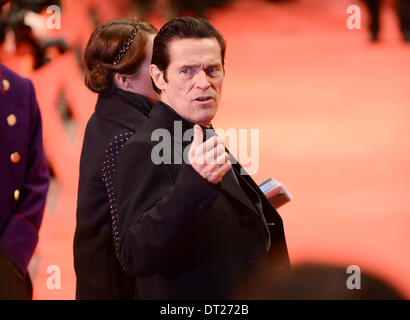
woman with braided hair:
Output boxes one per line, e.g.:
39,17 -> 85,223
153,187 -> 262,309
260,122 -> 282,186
74,18 -> 157,299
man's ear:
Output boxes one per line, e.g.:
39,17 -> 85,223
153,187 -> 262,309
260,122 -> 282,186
149,64 -> 166,92
114,73 -> 129,89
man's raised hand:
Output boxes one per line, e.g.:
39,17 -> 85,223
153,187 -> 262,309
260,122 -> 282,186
188,124 -> 231,184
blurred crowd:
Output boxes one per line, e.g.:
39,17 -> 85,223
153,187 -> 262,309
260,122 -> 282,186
0,0 -> 67,68
364,0 -> 410,42
1,0 -> 409,72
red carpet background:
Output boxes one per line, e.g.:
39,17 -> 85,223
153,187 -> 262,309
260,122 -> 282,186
1,0 -> 409,299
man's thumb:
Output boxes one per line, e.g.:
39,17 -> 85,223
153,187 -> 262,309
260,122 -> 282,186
191,124 -> 203,149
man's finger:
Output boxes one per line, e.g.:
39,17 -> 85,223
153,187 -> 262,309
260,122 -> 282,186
204,144 -> 226,165
191,124 -> 203,150
194,136 -> 224,159
217,160 -> 232,177
209,160 -> 232,184
215,151 -> 229,165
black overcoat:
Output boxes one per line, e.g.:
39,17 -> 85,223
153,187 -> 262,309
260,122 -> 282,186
114,101 -> 290,299
74,87 -> 152,299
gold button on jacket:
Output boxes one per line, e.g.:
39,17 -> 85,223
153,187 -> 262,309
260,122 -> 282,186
7,114 -> 17,126
2,79 -> 10,92
14,189 -> 20,201
10,152 -> 21,164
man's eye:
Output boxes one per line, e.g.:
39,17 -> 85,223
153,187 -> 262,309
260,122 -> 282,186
207,67 -> 219,75
181,68 -> 191,74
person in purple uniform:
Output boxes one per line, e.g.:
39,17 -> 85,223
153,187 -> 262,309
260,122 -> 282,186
0,64 -> 49,299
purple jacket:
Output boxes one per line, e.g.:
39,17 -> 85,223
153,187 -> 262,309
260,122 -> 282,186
0,64 -> 49,274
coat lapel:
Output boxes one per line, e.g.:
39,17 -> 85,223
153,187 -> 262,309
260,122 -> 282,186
220,164 -> 261,216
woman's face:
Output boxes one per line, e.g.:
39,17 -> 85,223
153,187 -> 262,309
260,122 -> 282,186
117,33 -> 159,102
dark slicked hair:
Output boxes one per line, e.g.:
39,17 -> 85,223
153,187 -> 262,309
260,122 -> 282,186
151,16 -> 226,93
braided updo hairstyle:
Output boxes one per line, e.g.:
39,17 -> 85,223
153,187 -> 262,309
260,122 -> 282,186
84,19 -> 157,93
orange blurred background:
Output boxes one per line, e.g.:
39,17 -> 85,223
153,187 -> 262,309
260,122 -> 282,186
1,0 -> 409,299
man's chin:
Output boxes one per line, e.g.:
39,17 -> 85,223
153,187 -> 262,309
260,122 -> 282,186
196,112 -> 217,127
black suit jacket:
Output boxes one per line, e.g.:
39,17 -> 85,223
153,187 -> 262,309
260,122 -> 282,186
114,102 -> 290,299
74,87 -> 152,299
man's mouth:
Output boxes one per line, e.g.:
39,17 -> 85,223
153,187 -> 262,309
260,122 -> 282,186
194,96 -> 214,102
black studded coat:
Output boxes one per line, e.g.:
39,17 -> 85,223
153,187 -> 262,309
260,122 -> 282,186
74,87 -> 153,299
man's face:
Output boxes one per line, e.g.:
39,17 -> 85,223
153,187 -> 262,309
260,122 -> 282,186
158,37 -> 224,127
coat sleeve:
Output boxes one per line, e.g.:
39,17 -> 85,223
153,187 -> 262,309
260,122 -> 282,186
0,79 -> 49,274
114,139 -> 221,277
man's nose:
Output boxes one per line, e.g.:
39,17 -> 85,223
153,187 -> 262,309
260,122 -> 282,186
195,70 -> 212,90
